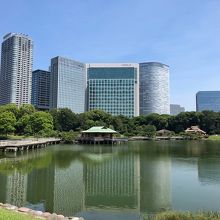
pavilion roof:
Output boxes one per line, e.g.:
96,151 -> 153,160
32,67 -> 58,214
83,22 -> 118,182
82,126 -> 117,134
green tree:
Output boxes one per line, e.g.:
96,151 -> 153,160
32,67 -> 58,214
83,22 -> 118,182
199,111 -> 220,134
16,114 -> 31,135
59,130 -> 79,143
29,111 -> 53,134
0,111 -> 16,135
145,113 -> 171,130
145,125 -> 156,138
58,108 -> 79,131
49,108 -> 61,131
0,104 -> 19,119
80,109 -> 112,129
18,104 -> 35,117
112,115 -> 131,134
168,112 -> 203,133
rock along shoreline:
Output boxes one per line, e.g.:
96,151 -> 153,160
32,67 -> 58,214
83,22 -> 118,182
0,202 -> 84,220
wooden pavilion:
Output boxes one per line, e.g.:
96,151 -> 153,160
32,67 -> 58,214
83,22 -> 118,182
78,126 -> 122,144
185,126 -> 206,136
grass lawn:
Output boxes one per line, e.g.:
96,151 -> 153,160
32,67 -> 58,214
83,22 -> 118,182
145,211 -> 220,220
0,135 -> 35,140
207,135 -> 220,141
7,135 -> 26,140
0,207 -> 41,220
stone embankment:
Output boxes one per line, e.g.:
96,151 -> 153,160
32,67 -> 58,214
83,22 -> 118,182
0,203 -> 84,220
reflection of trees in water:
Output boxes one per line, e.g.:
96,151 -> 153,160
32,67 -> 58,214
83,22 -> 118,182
0,151 -> 52,175
130,140 -> 220,158
0,173 -> 7,201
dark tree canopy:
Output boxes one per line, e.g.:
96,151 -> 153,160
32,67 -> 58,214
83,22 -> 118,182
0,104 -> 220,137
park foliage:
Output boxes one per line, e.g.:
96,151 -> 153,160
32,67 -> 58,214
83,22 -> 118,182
1,104 -> 220,139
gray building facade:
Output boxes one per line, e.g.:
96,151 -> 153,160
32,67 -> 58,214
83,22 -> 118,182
50,56 -> 86,113
170,104 -> 185,115
87,63 -> 139,118
139,62 -> 170,115
31,70 -> 51,110
196,91 -> 220,112
0,33 -> 33,106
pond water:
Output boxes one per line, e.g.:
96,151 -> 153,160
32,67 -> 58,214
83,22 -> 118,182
0,141 -> 220,220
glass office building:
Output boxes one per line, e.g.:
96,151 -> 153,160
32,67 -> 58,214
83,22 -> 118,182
0,33 -> 33,106
87,64 -> 139,117
31,69 -> 51,110
196,91 -> 220,112
139,62 -> 170,115
50,56 -> 86,113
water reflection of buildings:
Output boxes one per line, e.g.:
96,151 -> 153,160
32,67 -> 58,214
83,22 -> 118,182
84,154 -> 139,210
0,171 -> 27,207
80,152 -> 171,219
140,155 -> 171,212
27,164 -> 55,212
198,158 -> 220,184
54,161 -> 84,214
0,147 -> 172,218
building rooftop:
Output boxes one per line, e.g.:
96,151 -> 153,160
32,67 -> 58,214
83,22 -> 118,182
3,32 -> 32,41
82,126 -> 117,134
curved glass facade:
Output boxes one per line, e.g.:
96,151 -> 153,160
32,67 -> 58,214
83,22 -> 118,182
139,62 -> 170,115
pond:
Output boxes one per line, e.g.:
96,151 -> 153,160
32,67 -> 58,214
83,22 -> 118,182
0,140 -> 220,220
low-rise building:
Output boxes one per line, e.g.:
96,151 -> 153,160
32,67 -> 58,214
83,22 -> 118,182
170,104 -> 185,115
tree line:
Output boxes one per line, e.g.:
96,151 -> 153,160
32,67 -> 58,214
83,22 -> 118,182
0,104 -> 220,138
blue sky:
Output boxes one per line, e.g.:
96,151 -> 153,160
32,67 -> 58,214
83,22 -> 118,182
1,0 -> 220,111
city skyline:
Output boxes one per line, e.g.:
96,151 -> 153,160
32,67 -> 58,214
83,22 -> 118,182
0,0 -> 220,111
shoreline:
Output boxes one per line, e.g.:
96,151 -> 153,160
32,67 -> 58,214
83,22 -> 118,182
0,202 -> 84,220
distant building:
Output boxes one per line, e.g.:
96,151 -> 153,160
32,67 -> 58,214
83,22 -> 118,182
50,56 -> 86,113
139,62 -> 170,115
170,104 -> 185,115
31,70 -> 51,110
196,91 -> 220,112
0,33 -> 33,106
87,63 -> 139,117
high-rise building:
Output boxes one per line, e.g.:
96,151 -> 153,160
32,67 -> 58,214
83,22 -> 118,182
139,62 -> 170,115
0,33 -> 33,106
87,63 -> 139,118
31,70 -> 51,110
196,91 -> 220,112
50,56 -> 86,113
170,104 -> 185,115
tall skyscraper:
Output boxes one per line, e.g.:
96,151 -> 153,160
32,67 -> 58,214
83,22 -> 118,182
0,33 -> 33,106
196,91 -> 220,112
87,63 -> 139,118
139,62 -> 170,115
170,104 -> 185,115
50,56 -> 86,113
31,69 -> 51,110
